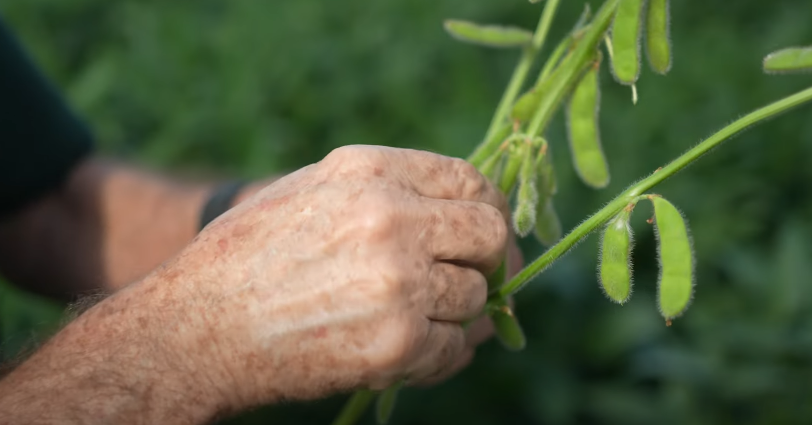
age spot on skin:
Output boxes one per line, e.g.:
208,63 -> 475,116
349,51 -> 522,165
313,326 -> 328,339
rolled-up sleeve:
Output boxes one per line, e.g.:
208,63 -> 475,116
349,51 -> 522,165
0,18 -> 95,218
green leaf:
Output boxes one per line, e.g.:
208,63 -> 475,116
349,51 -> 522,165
763,46 -> 812,74
443,20 -> 533,48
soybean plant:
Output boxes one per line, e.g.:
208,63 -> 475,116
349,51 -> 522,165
332,0 -> 812,423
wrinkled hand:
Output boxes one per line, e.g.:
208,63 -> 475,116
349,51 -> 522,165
156,146 -> 510,411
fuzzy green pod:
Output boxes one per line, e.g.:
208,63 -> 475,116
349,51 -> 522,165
599,209 -> 633,304
499,142 -> 524,194
535,144 -> 557,198
489,299 -> 526,351
375,381 -> 403,425
610,0 -> 644,84
513,143 -> 538,237
444,20 -> 534,48
533,148 -> 561,246
763,46 -> 812,74
645,0 -> 672,74
650,196 -> 694,321
534,199 -> 562,246
332,390 -> 376,425
567,58 -> 610,188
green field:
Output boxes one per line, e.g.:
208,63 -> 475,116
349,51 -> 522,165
2,0 -> 812,423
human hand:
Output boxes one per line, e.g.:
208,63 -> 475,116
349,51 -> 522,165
153,145 -> 509,412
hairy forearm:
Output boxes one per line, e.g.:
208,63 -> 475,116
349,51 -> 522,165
0,273 -> 229,424
0,157 -> 211,298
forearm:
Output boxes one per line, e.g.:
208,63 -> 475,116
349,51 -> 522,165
0,273 -> 230,424
0,157 -> 211,298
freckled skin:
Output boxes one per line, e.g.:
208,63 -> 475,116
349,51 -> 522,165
0,145 -> 517,425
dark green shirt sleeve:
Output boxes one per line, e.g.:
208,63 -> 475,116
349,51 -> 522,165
0,18 -> 95,218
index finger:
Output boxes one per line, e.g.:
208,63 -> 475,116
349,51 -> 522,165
390,148 -> 508,216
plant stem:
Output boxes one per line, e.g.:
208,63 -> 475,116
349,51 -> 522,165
497,85 -> 812,298
479,0 -> 561,146
331,390 -> 376,425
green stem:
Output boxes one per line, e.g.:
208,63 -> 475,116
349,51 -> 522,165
497,85 -> 812,298
479,0 -> 561,146
332,390 -> 376,425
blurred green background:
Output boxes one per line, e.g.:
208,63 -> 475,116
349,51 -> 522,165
2,0 -> 812,424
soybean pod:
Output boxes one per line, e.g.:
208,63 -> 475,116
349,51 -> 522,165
443,20 -> 534,48
534,199 -> 563,247
650,196 -> 694,321
489,297 -> 526,351
599,208 -> 634,304
513,142 -> 538,237
567,56 -> 610,188
763,46 -> 812,74
610,0 -> 645,85
533,147 -> 562,246
645,0 -> 672,74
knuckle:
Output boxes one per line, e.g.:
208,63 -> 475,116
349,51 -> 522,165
322,145 -> 386,175
453,159 -> 488,199
354,200 -> 398,241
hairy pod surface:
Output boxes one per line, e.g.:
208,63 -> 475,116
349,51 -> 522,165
567,58 -> 610,188
610,0 -> 644,84
375,381 -> 403,425
535,145 -> 557,198
534,199 -> 563,247
512,0 -> 618,132
645,0 -> 672,74
513,142 -> 539,236
490,300 -> 526,351
444,20 -> 534,48
599,209 -> 633,303
651,196 -> 694,320
763,46 -> 812,74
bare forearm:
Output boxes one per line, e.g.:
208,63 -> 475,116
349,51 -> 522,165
0,274 -> 229,424
0,158 -> 211,298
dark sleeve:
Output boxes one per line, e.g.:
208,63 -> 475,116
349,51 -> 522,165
0,18 -> 95,218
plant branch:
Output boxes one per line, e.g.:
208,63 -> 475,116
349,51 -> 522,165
497,85 -> 812,298
479,0 -> 561,146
